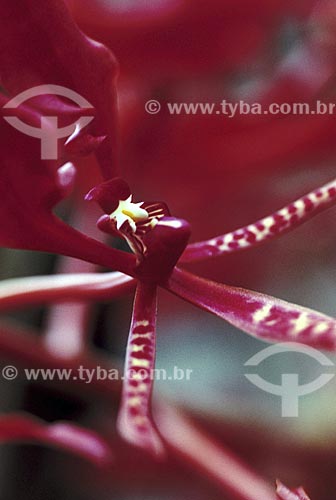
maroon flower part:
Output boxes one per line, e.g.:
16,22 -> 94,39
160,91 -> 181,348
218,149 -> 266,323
86,178 -> 191,282
0,413 -> 113,467
117,282 -> 164,457
0,0 -> 119,178
0,1 -> 139,276
276,480 -> 311,500
0,99 -> 135,275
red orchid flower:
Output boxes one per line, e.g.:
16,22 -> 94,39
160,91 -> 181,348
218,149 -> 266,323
1,161 -> 335,464
0,1 -> 335,498
1,172 -> 329,459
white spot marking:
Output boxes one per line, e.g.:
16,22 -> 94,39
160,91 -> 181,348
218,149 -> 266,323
135,320 -> 149,327
252,304 -> 273,323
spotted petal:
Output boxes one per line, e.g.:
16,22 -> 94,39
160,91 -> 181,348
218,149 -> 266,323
181,178 -> 336,262
117,282 -> 164,457
168,268 -> 336,350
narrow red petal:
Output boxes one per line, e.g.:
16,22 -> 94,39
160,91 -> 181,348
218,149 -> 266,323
181,178 -> 336,262
0,323 -> 121,398
0,413 -> 113,467
156,403 -> 274,500
0,272 -> 136,311
117,282 -> 164,457
168,268 -> 336,351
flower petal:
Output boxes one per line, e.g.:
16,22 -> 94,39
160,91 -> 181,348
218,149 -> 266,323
276,480 -> 311,500
0,413 -> 113,467
155,403 -> 274,500
0,0 -> 119,178
0,104 -> 135,275
117,282 -> 164,457
0,322 -> 121,399
168,268 -> 336,350
86,178 -> 132,213
181,178 -> 336,262
0,272 -> 136,311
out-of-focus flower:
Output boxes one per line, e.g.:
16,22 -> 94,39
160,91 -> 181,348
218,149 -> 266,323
0,0 -> 119,178
66,0 -> 317,79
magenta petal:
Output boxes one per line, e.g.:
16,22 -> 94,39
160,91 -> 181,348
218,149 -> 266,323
117,282 -> 164,458
0,413 -> 113,467
86,178 -> 132,213
181,178 -> 336,262
168,268 -> 336,351
0,107 -> 135,274
0,0 -> 119,177
276,480 -> 311,500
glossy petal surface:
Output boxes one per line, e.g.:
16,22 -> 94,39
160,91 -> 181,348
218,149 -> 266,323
168,268 -> 336,350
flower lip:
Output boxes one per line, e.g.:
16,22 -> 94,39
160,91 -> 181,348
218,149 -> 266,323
85,177 -> 131,213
